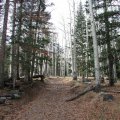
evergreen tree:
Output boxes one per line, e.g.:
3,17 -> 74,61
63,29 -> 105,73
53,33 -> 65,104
74,2 -> 87,78
0,0 -> 53,87
93,0 -> 120,86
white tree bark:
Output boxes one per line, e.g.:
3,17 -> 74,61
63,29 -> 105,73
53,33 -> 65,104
72,0 -> 77,80
88,0 -> 100,85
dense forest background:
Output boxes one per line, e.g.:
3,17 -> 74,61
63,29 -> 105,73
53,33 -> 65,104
0,0 -> 120,88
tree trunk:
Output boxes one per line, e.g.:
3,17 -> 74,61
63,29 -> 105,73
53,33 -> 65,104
26,0 -> 34,82
40,63 -> 43,75
0,0 -> 10,87
104,0 -> 114,86
44,60 -> 48,75
16,0 -> 23,80
11,0 -> 17,89
31,1 -> 41,80
89,0 -> 100,85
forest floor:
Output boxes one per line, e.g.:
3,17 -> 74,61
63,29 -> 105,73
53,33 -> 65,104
0,77 -> 120,120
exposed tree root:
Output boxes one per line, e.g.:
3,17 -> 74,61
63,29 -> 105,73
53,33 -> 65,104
66,83 -> 120,102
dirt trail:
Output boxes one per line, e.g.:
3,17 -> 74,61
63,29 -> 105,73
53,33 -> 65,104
4,77 -> 120,120
5,77 -> 85,120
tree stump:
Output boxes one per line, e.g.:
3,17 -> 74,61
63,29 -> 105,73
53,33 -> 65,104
0,97 -> 6,104
101,77 -> 105,83
73,72 -> 77,80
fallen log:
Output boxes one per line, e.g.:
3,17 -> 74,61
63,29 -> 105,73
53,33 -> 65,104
66,85 -> 96,102
32,75 -> 45,82
101,90 -> 120,93
0,93 -> 21,100
0,90 -> 22,101
66,83 -> 120,102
